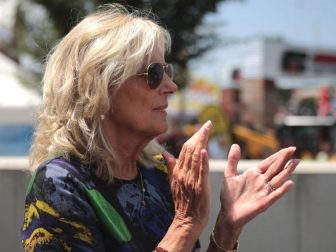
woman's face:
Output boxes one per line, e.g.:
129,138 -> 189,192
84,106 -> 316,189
105,47 -> 177,140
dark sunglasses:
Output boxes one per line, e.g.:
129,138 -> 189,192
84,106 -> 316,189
136,63 -> 174,89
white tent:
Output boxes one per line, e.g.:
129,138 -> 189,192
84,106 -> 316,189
0,53 -> 41,125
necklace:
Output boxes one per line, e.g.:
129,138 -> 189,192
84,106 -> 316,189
138,166 -> 146,206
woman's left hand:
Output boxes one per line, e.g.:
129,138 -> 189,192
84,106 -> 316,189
219,144 -> 300,233
208,144 -> 300,251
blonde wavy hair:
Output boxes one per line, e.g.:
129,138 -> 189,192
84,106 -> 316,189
30,4 -> 171,181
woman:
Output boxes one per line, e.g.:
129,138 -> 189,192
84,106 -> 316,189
21,4 -> 300,252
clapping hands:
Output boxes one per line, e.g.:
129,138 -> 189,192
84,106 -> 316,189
219,144 -> 300,232
161,121 -> 300,251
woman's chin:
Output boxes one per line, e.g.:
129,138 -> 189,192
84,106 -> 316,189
152,122 -> 168,137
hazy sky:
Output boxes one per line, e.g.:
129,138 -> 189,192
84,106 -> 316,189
189,0 -> 336,85
209,0 -> 336,48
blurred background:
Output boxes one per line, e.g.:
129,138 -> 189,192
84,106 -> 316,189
1,0 -> 336,251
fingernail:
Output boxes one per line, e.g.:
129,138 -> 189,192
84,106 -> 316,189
230,143 -> 239,150
285,158 -> 300,169
201,120 -> 212,132
291,159 -> 300,166
205,120 -> 212,128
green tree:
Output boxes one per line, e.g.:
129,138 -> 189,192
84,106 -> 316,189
15,0 -> 239,87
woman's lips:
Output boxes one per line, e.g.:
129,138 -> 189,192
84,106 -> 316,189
153,105 -> 168,115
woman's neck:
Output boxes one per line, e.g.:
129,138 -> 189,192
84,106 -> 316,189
112,145 -> 140,180
102,121 -> 151,180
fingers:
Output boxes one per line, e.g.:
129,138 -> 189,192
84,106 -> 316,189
263,147 -> 296,180
262,158 -> 300,210
191,121 -> 212,179
195,120 -> 212,151
255,151 -> 281,173
198,149 -> 210,190
268,159 -> 300,191
225,144 -> 241,177
256,146 -> 295,174
179,120 -> 212,178
255,180 -> 294,214
169,120 -> 212,211
180,121 -> 212,156
264,180 -> 294,208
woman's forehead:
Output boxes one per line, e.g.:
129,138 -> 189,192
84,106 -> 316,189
144,46 -> 165,65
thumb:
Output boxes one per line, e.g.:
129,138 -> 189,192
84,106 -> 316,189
225,144 -> 241,177
162,151 -> 176,181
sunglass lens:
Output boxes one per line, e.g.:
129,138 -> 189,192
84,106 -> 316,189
148,63 -> 164,89
166,64 -> 174,79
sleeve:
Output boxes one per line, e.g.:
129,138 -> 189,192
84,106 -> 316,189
21,164 -> 106,252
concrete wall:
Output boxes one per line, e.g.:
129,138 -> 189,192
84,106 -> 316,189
200,172 -> 336,251
1,158 -> 336,252
0,157 -> 30,252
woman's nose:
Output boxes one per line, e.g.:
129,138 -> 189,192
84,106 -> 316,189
160,74 -> 178,94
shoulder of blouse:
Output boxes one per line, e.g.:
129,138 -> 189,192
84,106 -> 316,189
152,153 -> 169,175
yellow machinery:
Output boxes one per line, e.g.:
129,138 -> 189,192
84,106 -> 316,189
198,105 -> 280,159
232,125 -> 279,159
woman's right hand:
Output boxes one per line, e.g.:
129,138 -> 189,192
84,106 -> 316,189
159,121 -> 212,251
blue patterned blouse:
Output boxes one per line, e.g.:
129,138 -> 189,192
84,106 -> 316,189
21,156 -> 200,251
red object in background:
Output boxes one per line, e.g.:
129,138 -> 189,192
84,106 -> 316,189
318,87 -> 330,116
314,54 -> 336,64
